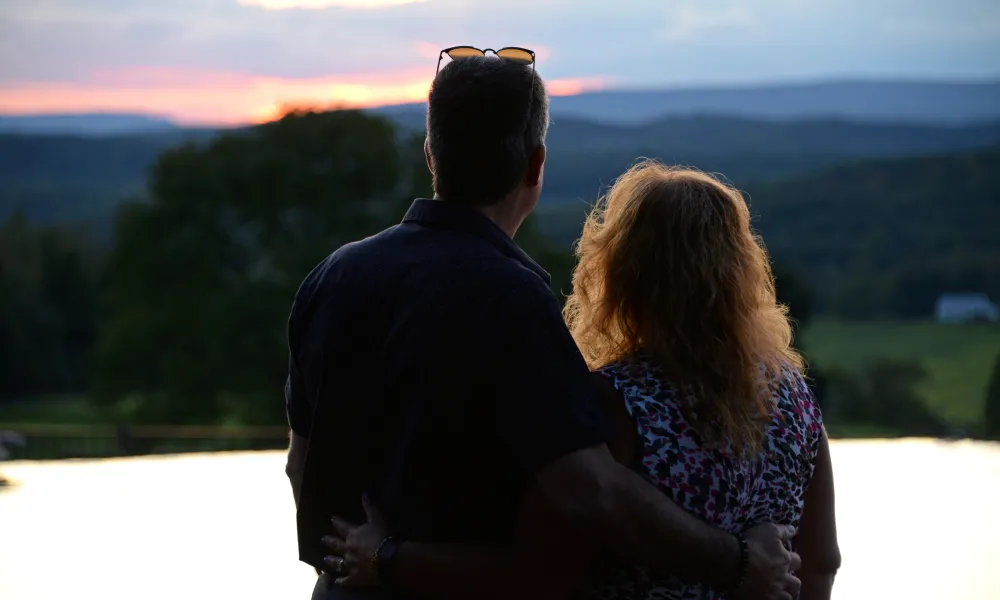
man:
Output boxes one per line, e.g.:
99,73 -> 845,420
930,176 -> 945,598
286,54 -> 800,599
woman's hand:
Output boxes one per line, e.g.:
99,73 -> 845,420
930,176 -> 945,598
322,493 -> 391,587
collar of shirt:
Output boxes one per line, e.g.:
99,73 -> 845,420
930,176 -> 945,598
402,198 -> 552,286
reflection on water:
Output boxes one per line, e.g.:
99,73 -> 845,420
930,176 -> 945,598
1,440 -> 999,600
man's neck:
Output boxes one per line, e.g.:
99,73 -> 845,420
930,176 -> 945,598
431,195 -> 524,238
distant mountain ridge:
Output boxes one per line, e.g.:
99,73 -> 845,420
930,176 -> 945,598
0,113 -> 179,136
376,79 -> 1000,127
3,80 -> 998,135
535,115 -> 1000,204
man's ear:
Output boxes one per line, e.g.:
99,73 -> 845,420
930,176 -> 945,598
525,145 -> 546,188
424,137 -> 434,175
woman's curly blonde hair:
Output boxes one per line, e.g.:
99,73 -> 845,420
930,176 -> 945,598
563,160 -> 802,456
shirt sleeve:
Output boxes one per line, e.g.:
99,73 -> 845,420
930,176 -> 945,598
488,274 -> 614,474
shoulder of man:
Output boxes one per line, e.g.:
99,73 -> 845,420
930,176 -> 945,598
480,257 -> 560,309
291,226 -> 400,318
465,260 -> 577,362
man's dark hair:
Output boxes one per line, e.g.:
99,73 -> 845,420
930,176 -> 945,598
427,56 -> 549,206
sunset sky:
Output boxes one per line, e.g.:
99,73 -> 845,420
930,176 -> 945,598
1,0 -> 998,124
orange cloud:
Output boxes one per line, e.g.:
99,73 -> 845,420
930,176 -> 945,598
547,77 -> 607,97
0,68 -> 607,125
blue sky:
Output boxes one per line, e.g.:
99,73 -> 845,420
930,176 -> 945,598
1,0 -> 997,122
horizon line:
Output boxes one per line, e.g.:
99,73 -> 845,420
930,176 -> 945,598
1,74 -> 998,129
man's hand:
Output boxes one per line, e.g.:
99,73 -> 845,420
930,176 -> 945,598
738,523 -> 802,600
322,494 -> 390,588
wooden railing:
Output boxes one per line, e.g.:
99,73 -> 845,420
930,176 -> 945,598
0,423 -> 290,460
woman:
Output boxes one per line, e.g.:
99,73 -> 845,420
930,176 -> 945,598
324,161 -> 841,599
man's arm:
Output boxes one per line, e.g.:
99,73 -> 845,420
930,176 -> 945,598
536,446 -> 800,596
490,277 -> 799,597
537,446 -> 738,581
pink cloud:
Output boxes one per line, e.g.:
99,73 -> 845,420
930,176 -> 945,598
413,41 -> 444,60
531,45 -> 554,63
0,67 -> 609,125
547,76 -> 607,96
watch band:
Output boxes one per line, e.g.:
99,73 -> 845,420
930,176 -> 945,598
372,535 -> 401,589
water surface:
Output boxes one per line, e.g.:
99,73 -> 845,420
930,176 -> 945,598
1,439 -> 998,599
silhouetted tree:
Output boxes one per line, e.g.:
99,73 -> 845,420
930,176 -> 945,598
0,211 -> 101,400
773,264 -> 815,334
93,109 -> 570,425
94,110 -> 420,424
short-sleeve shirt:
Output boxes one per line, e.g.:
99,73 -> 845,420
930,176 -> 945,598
288,198 -> 612,572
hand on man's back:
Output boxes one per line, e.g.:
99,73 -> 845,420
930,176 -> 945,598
739,523 -> 802,600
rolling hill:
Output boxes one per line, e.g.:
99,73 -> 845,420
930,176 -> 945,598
0,129 -> 214,225
537,116 -> 1000,204
0,113 -> 179,136
3,114 -> 999,226
537,145 -> 1000,318
749,146 -> 1000,317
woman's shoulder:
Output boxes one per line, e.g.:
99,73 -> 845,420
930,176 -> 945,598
595,351 -> 660,383
767,362 -> 825,434
592,353 -> 684,424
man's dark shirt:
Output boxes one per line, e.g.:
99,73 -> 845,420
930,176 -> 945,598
288,199 -> 612,574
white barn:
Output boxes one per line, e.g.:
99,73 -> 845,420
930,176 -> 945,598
934,293 -> 999,323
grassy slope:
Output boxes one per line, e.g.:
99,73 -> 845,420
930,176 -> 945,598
801,319 -> 1000,428
4,322 -> 997,437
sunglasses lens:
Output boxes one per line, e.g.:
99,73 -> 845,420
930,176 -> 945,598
496,48 -> 534,64
446,47 -> 485,59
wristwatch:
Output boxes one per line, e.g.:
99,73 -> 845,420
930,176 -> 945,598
372,535 -> 402,590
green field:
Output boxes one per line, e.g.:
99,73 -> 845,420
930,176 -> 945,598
3,321 -> 998,437
801,319 -> 1000,429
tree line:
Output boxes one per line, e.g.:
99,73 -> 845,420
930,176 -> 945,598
2,109 -> 997,438
5,116 -> 999,321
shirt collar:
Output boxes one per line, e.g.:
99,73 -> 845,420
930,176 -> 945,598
402,198 -> 551,285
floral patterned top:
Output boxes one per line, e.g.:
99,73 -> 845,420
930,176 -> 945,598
584,352 -> 825,600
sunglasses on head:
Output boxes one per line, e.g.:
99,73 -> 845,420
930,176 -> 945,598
435,45 -> 536,79
434,46 -> 540,137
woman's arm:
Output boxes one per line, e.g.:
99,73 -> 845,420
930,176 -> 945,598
326,373 -> 638,600
795,429 -> 841,600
